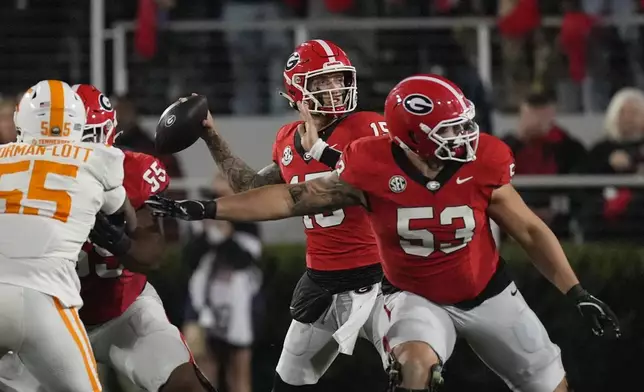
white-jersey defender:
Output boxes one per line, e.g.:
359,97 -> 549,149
0,80 -> 131,392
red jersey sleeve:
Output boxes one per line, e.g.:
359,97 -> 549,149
271,138 -> 280,165
336,138 -> 367,190
123,151 -> 171,209
497,149 -> 516,186
272,124 -> 293,165
478,135 -> 515,189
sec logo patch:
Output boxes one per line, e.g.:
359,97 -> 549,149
389,175 -> 407,193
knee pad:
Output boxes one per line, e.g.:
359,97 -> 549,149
386,353 -> 444,392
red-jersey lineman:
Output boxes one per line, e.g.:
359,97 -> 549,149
148,74 -> 621,392
0,85 -> 215,392
173,39 -> 385,390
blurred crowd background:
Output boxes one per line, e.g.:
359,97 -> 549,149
3,0 -> 644,391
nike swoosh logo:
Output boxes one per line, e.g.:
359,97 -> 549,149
511,289 -> 518,296
456,176 -> 473,185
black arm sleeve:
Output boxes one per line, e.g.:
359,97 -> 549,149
319,146 -> 342,169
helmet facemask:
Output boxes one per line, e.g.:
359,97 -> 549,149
81,118 -> 118,145
424,120 -> 479,163
294,67 -> 357,115
421,105 -> 479,163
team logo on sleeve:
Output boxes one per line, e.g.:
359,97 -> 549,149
402,94 -> 434,115
389,175 -> 407,193
285,52 -> 300,71
282,146 -> 293,166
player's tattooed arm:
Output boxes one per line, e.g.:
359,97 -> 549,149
287,172 -> 365,215
202,129 -> 284,192
214,171 -> 365,222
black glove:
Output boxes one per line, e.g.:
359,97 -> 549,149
144,195 -> 216,221
89,212 -> 132,257
567,284 -> 621,338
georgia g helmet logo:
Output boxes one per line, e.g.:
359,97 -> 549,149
402,94 -> 434,115
285,52 -> 300,71
164,115 -> 176,127
99,94 -> 113,111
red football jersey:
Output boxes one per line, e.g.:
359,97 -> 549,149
79,150 -> 170,325
272,111 -> 385,271
337,133 -> 515,304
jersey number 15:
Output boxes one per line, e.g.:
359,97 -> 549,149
290,171 -> 345,229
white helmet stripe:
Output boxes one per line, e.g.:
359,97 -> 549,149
313,39 -> 337,62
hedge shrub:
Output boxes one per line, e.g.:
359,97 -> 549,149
147,241 -> 644,392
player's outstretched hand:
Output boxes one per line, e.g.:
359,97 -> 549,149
145,195 -> 207,221
90,212 -> 131,257
202,110 -> 216,136
187,92 -> 217,138
567,284 -> 621,339
296,101 -> 320,151
172,93 -> 216,138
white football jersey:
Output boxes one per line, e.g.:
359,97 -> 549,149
0,141 -> 126,307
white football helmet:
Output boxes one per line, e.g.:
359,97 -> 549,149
14,80 -> 86,145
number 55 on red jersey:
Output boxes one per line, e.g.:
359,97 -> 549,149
79,150 -> 170,325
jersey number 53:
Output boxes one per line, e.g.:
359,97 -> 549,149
76,248 -> 124,278
398,206 -> 476,256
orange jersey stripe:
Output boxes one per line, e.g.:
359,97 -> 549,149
47,80 -> 65,134
54,298 -> 101,391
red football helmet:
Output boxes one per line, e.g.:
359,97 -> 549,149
71,84 -> 119,145
384,74 -> 479,162
281,39 -> 357,115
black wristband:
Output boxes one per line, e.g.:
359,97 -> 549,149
203,200 -> 218,219
319,146 -> 342,169
566,283 -> 586,300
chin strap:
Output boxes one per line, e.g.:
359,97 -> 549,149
279,92 -> 297,110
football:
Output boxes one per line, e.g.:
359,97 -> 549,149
155,94 -> 209,154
